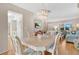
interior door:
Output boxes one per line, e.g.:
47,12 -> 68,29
8,11 -> 23,41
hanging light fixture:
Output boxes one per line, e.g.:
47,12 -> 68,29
40,9 -> 49,16
36,4 -> 50,20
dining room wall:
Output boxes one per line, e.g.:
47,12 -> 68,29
0,4 -> 8,54
48,17 -> 79,27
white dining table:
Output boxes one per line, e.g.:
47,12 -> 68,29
23,36 -> 53,55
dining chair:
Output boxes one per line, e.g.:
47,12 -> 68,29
12,36 -> 41,55
74,37 -> 79,50
8,35 -> 15,54
11,36 -> 25,54
47,33 -> 61,55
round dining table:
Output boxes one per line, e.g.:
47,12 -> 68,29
23,36 -> 53,55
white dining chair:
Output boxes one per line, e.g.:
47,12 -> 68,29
47,33 -> 61,55
11,36 -> 24,54
11,36 -> 42,55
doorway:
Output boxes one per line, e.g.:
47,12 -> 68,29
8,10 -> 23,41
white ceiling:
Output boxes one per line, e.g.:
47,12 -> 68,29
13,3 -> 79,22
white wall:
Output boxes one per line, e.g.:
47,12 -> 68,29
0,4 -> 8,54
47,17 -> 79,29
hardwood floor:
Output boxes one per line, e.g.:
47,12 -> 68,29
58,40 -> 79,55
1,38 -> 79,55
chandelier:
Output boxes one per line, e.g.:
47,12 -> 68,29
35,4 -> 51,20
40,9 -> 49,16
36,9 -> 50,20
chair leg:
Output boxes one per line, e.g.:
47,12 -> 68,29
55,49 -> 58,55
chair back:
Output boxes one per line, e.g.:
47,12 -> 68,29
8,35 -> 15,54
54,33 -> 61,54
47,33 -> 61,55
12,36 -> 23,55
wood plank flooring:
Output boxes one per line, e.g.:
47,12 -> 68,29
58,40 -> 79,55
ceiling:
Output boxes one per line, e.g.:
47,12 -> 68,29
13,3 -> 79,22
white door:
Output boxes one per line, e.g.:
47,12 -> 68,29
8,11 -> 23,41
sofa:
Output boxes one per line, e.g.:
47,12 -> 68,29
66,31 -> 79,43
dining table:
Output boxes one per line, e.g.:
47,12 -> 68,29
23,35 -> 54,55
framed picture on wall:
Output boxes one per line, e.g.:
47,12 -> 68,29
64,24 -> 72,30
34,19 -> 43,29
